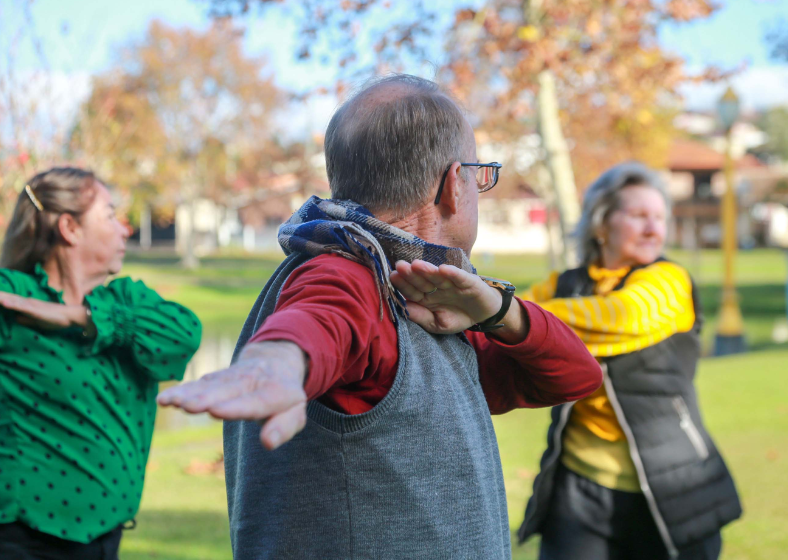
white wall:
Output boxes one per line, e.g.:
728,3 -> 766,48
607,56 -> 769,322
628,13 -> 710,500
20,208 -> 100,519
474,199 -> 549,254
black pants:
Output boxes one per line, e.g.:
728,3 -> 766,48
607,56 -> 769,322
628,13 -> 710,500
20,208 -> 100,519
0,522 -> 122,560
539,465 -> 722,560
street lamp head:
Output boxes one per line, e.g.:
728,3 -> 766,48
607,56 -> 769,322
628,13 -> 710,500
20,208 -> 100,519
717,86 -> 740,132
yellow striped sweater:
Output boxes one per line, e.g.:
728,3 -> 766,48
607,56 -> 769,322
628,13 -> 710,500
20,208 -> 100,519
524,261 -> 696,492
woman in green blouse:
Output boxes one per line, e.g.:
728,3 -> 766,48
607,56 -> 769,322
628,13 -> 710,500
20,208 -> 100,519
0,167 -> 201,560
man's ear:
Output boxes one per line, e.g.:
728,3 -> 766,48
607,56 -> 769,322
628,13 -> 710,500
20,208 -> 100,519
437,162 -> 463,215
57,213 -> 82,246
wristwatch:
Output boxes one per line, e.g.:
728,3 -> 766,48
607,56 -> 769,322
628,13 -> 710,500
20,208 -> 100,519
468,276 -> 517,332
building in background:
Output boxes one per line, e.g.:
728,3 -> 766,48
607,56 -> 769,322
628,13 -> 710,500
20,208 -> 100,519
128,111 -> 788,256
668,111 -> 788,250
474,187 -> 550,255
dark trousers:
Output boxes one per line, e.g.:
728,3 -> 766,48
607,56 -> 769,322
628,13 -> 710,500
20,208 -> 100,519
539,465 -> 722,560
0,522 -> 122,560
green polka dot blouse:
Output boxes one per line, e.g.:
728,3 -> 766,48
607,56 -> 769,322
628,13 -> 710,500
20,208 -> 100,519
0,263 -> 201,543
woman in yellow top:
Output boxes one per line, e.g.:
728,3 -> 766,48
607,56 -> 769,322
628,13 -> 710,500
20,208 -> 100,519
518,162 -> 740,560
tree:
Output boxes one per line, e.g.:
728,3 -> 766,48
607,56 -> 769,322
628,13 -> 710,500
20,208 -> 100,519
758,106 -> 788,164
436,0 -> 719,263
203,0 -> 723,265
0,0 -> 74,227
105,20 -> 284,266
765,17 -> 788,62
69,77 -> 174,229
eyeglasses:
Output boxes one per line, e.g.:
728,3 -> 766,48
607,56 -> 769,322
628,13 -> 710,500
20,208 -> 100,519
434,162 -> 502,205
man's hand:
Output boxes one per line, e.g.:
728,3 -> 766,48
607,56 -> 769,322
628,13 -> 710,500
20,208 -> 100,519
390,260 -> 529,344
0,292 -> 87,330
157,341 -> 308,450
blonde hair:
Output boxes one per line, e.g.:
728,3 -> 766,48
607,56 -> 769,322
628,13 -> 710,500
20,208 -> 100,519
1,167 -> 98,274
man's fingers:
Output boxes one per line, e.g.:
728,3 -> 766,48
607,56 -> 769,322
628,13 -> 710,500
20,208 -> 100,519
156,368 -> 239,406
392,260 -> 482,305
206,385 -> 305,421
199,369 -> 230,383
437,264 -> 478,290
394,261 -> 438,294
391,271 -> 425,302
173,375 -> 258,413
410,261 -> 462,290
260,402 -> 308,450
157,378 -> 210,406
403,301 -> 436,330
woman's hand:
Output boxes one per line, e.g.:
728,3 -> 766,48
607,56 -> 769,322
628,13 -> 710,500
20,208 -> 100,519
0,292 -> 88,330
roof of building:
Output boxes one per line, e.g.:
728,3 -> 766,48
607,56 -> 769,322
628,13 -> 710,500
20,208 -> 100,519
668,139 -> 725,171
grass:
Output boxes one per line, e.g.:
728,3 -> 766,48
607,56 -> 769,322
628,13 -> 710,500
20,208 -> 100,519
116,248 -> 788,559
122,349 -> 788,560
502,349 -> 788,560
122,248 -> 788,351
118,424 -> 229,560
121,252 -> 286,335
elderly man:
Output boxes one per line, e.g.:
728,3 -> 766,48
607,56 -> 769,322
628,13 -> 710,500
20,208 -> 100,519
159,74 -> 601,559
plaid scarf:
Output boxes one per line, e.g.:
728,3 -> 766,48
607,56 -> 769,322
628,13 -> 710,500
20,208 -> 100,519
278,196 -> 476,323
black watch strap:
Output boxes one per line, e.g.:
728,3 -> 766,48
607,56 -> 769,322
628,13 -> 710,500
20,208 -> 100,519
468,276 -> 517,332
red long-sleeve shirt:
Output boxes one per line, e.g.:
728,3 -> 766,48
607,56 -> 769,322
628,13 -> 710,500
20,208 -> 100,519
249,254 -> 601,415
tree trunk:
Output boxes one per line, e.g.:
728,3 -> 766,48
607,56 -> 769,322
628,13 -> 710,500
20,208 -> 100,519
181,199 -> 199,269
525,0 -> 581,268
180,184 -> 199,269
536,69 -> 580,268
536,163 -> 562,271
140,204 -> 152,251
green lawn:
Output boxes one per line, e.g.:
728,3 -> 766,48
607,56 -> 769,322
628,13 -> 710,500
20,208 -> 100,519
122,248 -> 788,351
122,349 -> 788,560
117,249 -> 788,559
501,349 -> 788,560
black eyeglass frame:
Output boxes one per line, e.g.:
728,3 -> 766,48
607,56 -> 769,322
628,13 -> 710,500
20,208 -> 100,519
434,162 -> 503,205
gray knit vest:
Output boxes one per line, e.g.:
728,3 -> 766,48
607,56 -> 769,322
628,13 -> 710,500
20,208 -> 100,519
223,253 -> 511,560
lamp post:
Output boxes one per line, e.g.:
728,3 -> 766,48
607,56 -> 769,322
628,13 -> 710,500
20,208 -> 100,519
713,86 -> 746,355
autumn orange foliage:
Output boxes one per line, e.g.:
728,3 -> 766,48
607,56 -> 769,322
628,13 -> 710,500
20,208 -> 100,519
208,0 -> 728,191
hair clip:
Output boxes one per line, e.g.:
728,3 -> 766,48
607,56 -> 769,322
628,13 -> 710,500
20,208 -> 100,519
25,185 -> 44,211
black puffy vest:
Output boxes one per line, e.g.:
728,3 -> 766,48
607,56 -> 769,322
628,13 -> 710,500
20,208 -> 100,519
518,261 -> 742,556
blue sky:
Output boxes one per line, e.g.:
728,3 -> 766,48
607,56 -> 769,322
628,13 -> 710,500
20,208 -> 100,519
18,0 -> 786,80
659,0 -> 784,69
6,0 -> 788,129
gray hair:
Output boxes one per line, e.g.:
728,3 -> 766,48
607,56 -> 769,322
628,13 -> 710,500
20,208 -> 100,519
324,74 -> 470,217
575,161 -> 671,266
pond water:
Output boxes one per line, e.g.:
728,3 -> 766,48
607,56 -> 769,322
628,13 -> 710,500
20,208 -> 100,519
155,332 -> 237,430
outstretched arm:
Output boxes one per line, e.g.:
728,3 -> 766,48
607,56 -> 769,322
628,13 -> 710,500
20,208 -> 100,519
537,261 -> 695,357
158,340 -> 308,450
158,255 -> 399,448
390,260 -> 602,414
